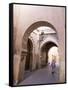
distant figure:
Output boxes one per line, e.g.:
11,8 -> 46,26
47,62 -> 50,66
51,56 -> 56,74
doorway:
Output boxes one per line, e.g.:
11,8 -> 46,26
25,38 -> 33,71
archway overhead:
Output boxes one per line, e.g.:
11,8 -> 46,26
40,37 -> 59,49
31,26 -> 56,35
40,41 -> 58,66
41,41 -> 58,52
22,21 -> 57,49
23,21 -> 57,37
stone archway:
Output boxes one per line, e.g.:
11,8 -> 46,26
22,21 -> 57,50
40,41 -> 58,67
18,21 -> 58,83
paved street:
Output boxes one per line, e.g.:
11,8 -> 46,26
19,65 -> 59,85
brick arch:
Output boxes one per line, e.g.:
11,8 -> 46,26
22,21 -> 57,49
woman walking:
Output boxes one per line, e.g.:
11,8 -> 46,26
51,56 -> 56,75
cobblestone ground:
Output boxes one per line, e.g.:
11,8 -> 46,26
18,65 -> 59,85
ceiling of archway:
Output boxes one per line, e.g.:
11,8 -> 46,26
41,41 -> 57,52
29,26 -> 57,42
30,26 -> 56,35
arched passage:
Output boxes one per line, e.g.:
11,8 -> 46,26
41,41 -> 58,67
22,21 -> 57,50
18,21 -> 58,83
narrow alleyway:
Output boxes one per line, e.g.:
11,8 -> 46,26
19,65 -> 59,85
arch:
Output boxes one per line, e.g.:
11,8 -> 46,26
22,21 -> 57,49
40,36 -> 59,49
40,41 -> 58,66
41,41 -> 58,52
19,21 -> 58,82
